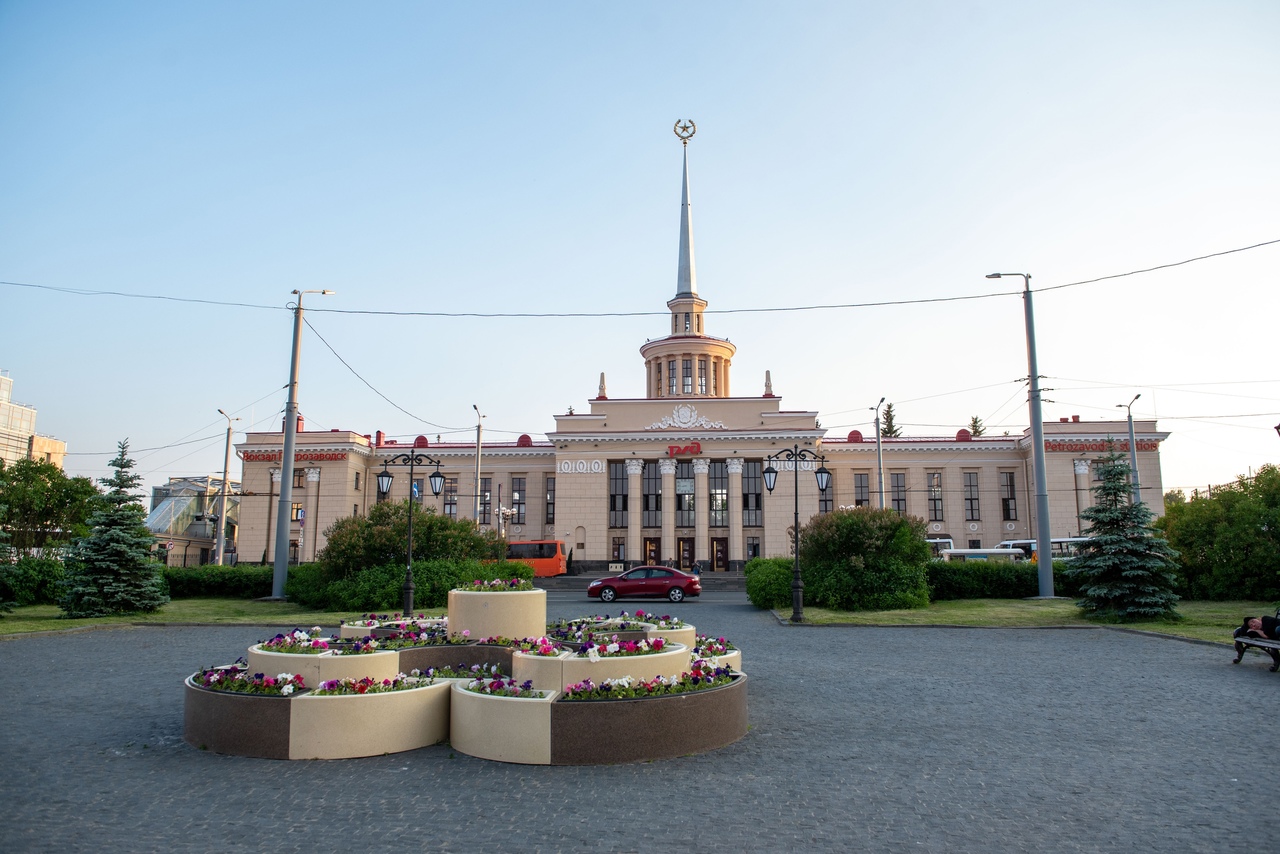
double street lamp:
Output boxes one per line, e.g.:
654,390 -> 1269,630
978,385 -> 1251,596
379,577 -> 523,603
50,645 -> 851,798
376,452 -> 445,615
763,445 -> 831,624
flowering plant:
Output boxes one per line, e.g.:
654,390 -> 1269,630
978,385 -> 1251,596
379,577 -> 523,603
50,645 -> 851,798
258,629 -> 331,654
461,676 -> 545,698
330,638 -> 380,655
576,636 -> 666,661
632,610 -> 683,629
376,629 -> 468,649
512,637 -> 563,657
193,666 -> 306,696
457,578 -> 536,592
691,635 -> 736,658
313,672 -> 432,695
340,614 -> 384,628
560,661 -> 734,701
473,635 -> 515,646
414,663 -> 507,680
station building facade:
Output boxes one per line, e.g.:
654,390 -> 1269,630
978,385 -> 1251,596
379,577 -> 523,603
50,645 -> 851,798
234,140 -> 1168,572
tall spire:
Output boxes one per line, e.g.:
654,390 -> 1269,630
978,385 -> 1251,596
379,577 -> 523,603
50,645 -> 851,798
674,120 -> 697,297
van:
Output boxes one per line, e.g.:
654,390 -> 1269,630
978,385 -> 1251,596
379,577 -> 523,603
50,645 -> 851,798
941,548 -> 1026,563
996,538 -> 1091,560
504,540 -> 568,577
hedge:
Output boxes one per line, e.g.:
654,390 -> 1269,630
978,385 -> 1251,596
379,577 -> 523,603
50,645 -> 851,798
744,557 -> 793,610
162,564 -> 275,599
926,559 -> 1078,601
285,559 -> 535,612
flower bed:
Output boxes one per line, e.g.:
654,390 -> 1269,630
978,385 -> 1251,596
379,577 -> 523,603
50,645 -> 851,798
461,578 -> 536,592
690,635 -> 742,671
246,643 -> 400,689
447,587 -> 546,641
258,628 -> 331,653
192,666 -> 306,696
559,641 -> 689,688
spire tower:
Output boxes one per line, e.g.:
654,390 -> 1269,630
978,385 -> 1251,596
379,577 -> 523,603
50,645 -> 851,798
676,124 -> 697,297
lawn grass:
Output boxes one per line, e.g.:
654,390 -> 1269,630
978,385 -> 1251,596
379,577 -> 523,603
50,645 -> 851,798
0,599 -> 446,637
795,599 -> 1274,644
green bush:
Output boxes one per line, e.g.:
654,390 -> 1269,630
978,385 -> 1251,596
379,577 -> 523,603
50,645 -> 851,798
0,556 -> 66,605
163,564 -> 274,599
744,557 -> 793,610
290,559 -> 536,612
283,563 -> 331,609
798,508 -> 930,611
927,559 -> 1079,601
318,501 -> 503,580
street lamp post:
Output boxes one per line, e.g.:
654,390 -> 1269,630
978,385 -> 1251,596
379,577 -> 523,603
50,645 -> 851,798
376,451 -> 445,615
986,272 -> 1053,597
215,409 -> 240,566
872,397 -> 886,509
763,445 -> 831,624
1118,394 -> 1142,506
272,288 -> 334,599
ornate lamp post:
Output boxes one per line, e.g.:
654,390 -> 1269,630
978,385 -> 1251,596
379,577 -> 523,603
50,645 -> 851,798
376,451 -> 445,615
763,445 -> 831,623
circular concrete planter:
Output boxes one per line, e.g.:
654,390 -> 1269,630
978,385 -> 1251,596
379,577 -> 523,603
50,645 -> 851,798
646,624 -> 696,648
550,674 -> 748,765
246,645 -> 401,690
511,649 -> 574,691
449,682 -> 558,765
289,680 -> 452,759
447,589 -> 546,641
338,622 -> 379,639
183,676 -> 296,759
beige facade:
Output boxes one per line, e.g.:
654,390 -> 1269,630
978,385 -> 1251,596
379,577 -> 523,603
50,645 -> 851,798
0,371 -> 67,469
233,142 -> 1169,571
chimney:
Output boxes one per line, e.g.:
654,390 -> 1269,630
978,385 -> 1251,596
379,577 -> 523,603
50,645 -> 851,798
375,430 -> 385,446
1060,417 -> 1068,422
296,415 -> 304,433
1072,415 -> 1080,422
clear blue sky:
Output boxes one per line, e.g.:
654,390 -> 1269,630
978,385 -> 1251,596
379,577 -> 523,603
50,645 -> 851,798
3,1 -> 1277,499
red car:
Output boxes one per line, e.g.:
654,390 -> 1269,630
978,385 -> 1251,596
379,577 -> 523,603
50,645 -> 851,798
587,567 -> 702,603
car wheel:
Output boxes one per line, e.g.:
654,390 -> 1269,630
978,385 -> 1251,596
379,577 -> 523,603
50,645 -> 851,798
668,587 -> 684,603
599,587 -> 617,603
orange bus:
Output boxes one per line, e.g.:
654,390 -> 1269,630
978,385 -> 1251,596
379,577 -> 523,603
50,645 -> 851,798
505,540 -> 568,577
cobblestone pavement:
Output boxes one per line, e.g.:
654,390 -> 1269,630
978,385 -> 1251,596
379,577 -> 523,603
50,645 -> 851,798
2,594 -> 1276,853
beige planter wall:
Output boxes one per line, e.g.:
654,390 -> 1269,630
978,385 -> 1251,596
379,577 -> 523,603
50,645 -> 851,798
289,681 -> 452,759
560,643 -> 690,687
246,647 -> 401,690
339,623 -> 379,639
448,589 -> 547,640
449,682 -> 556,765
646,625 -> 696,648
511,650 -> 573,691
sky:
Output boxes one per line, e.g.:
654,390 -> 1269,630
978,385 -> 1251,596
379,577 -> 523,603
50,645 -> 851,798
2,1 -> 1278,501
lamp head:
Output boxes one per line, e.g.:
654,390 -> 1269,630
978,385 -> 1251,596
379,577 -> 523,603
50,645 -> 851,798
985,273 -> 1002,279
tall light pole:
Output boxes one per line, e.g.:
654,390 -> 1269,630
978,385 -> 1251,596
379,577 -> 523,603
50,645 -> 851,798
763,446 -> 831,623
872,396 -> 886,509
376,451 -> 445,615
1118,393 -> 1142,506
987,272 -> 1053,597
272,288 -> 334,599
215,409 -> 240,566
472,404 -> 484,523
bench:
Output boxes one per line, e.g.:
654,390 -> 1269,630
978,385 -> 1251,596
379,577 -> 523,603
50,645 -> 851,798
1233,609 -> 1280,672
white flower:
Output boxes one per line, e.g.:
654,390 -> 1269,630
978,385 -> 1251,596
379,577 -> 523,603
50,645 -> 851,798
281,684 -> 294,695
587,648 -> 601,663
606,642 -> 620,654
276,673 -> 291,682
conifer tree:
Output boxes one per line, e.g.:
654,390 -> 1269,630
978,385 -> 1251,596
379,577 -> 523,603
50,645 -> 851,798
967,415 -> 986,437
60,441 -> 169,617
880,403 -> 902,437
1065,447 -> 1180,621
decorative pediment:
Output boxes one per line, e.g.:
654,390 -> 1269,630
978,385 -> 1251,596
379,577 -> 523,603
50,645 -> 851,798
645,404 -> 725,430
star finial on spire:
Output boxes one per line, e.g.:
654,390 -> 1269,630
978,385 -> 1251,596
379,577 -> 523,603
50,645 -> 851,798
674,120 -> 696,147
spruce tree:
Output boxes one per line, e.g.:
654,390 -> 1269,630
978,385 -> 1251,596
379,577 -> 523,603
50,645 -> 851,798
1065,448 -> 1180,621
880,403 -> 902,437
967,415 -> 986,437
61,441 -> 169,617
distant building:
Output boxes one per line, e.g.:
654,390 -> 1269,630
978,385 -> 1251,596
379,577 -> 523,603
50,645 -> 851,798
0,370 -> 67,469
233,137 -> 1169,572
146,476 -> 241,567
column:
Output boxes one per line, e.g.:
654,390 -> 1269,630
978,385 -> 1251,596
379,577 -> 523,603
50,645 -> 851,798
626,459 -> 644,568
659,458 -> 677,564
306,468 -> 321,562
693,458 -> 710,564
726,458 -> 744,570
267,468 -> 282,560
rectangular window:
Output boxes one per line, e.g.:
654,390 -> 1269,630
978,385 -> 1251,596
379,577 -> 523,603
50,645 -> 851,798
668,360 -> 677,395
891,473 -> 907,514
746,536 -> 761,559
743,461 -> 763,527
354,472 -> 361,491
819,469 -> 834,514
612,536 -> 626,562
291,502 -> 303,521
698,358 -> 707,394
1000,472 -> 1017,521
545,476 -> 555,525
682,359 -> 693,394
444,477 -> 458,520
927,472 -> 943,522
968,538 -> 982,550
479,477 -> 491,524
854,473 -> 870,507
354,503 -> 359,517
676,460 -> 695,527
709,461 -> 728,527
411,477 -> 424,506
511,477 -> 526,525
608,463 -> 628,528
293,470 -> 306,490
642,462 -> 662,527
964,472 -> 981,521
656,362 -> 662,397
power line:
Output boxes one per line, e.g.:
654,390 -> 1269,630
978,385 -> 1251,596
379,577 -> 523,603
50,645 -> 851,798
1034,238 -> 1280,294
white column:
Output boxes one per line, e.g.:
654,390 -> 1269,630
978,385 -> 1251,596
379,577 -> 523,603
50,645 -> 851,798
693,458 -> 710,565
626,459 -> 644,568
726,458 -> 744,567
659,458 -> 677,563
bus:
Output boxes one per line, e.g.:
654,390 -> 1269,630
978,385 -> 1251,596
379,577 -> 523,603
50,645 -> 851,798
995,538 -> 1091,560
941,548 -> 1026,563
505,540 -> 568,577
